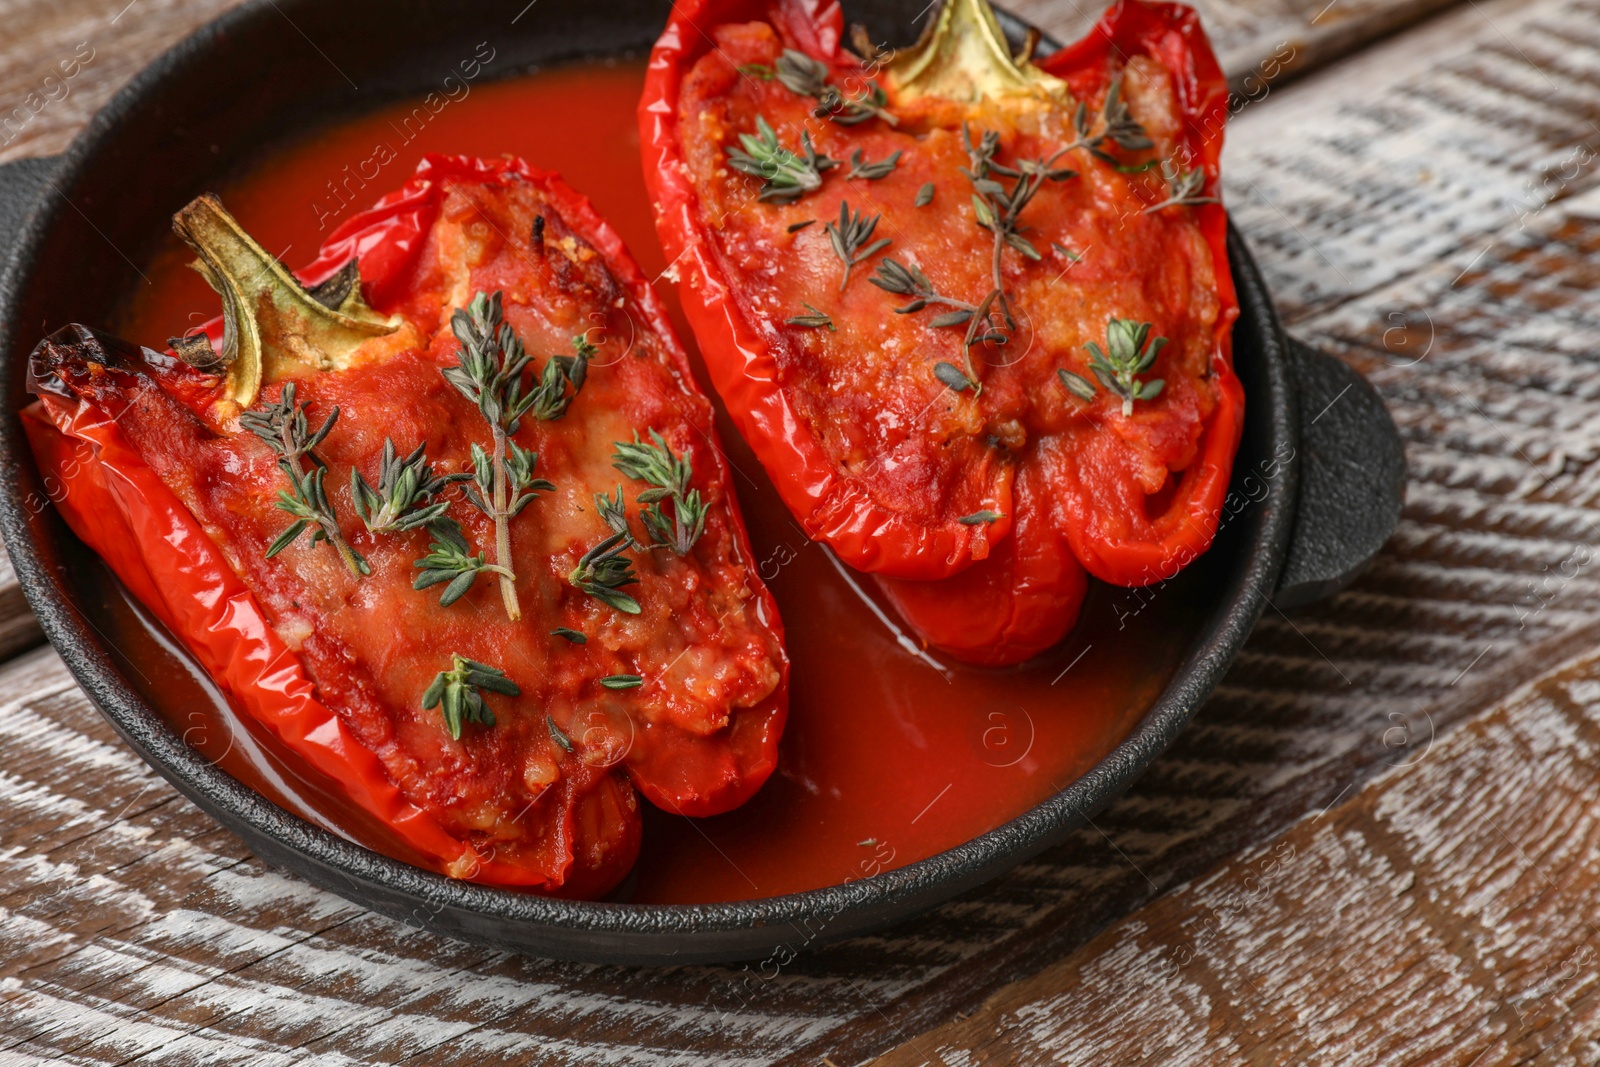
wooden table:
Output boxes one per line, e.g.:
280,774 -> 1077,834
4,0 -> 1600,1062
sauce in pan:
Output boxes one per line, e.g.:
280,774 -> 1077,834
114,62 -> 1210,903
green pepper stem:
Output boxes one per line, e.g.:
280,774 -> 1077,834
171,194 -> 398,408
886,0 -> 1066,103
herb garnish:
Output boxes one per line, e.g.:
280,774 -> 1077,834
552,627 -> 587,644
785,303 -> 836,330
915,182 -> 935,207
775,49 -> 897,126
847,148 -> 902,181
547,714 -> 574,752
1066,77 -> 1153,163
725,117 -> 838,204
570,530 -> 642,614
787,219 -> 817,233
421,653 -> 519,740
613,431 -> 709,556
1057,367 -> 1098,402
527,335 -> 591,421
1144,159 -> 1219,213
871,258 -> 998,393
1086,318 -> 1167,415
824,202 -> 892,290
595,485 -> 632,536
600,675 -> 645,690
963,125 -> 1077,327
442,291 -> 563,621
240,383 -> 369,577
958,510 -> 1003,525
413,523 -> 509,607
351,438 -> 468,536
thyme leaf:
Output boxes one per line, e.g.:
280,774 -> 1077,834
600,674 -> 645,690
1086,318 -> 1168,416
725,116 -> 838,204
569,530 -> 642,614
1057,367 -> 1098,402
915,182 -> 935,207
612,430 -> 708,556
547,714 -> 574,752
785,303 -> 836,330
240,382 -> 369,577
551,626 -> 587,644
421,653 -> 519,740
825,201 -> 892,290
958,510 -> 1003,525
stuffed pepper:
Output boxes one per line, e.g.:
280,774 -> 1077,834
24,155 -> 788,898
642,0 -> 1242,664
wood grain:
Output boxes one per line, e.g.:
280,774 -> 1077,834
870,622 -> 1600,1066
1,0 -> 1595,1063
1011,0 -> 1462,93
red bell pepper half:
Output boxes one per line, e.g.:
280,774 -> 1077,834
24,155 -> 789,897
641,0 -> 1242,664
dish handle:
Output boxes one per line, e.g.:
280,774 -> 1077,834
1275,337 -> 1405,608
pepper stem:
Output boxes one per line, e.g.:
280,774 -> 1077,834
172,194 -> 398,409
885,0 -> 1067,103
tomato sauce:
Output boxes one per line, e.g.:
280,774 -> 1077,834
113,62 -> 1208,904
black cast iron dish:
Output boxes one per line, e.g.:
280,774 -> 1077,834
0,0 -> 1404,965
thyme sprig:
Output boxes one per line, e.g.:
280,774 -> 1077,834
442,291 -> 562,621
1144,158 -> 1219,213
240,382 -> 369,577
847,148 -> 902,181
1066,77 -> 1153,163
963,125 -> 1077,318
1087,318 -> 1168,416
871,259 -> 1002,394
351,438 -> 469,536
595,485 -> 632,537
527,336 -> 591,421
872,258 -> 979,319
463,440 -> 553,520
775,48 -> 897,126
421,653 -> 519,740
569,530 -> 642,614
725,117 -> 838,204
825,201 -> 892,290
413,522 -> 510,608
613,431 -> 708,556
